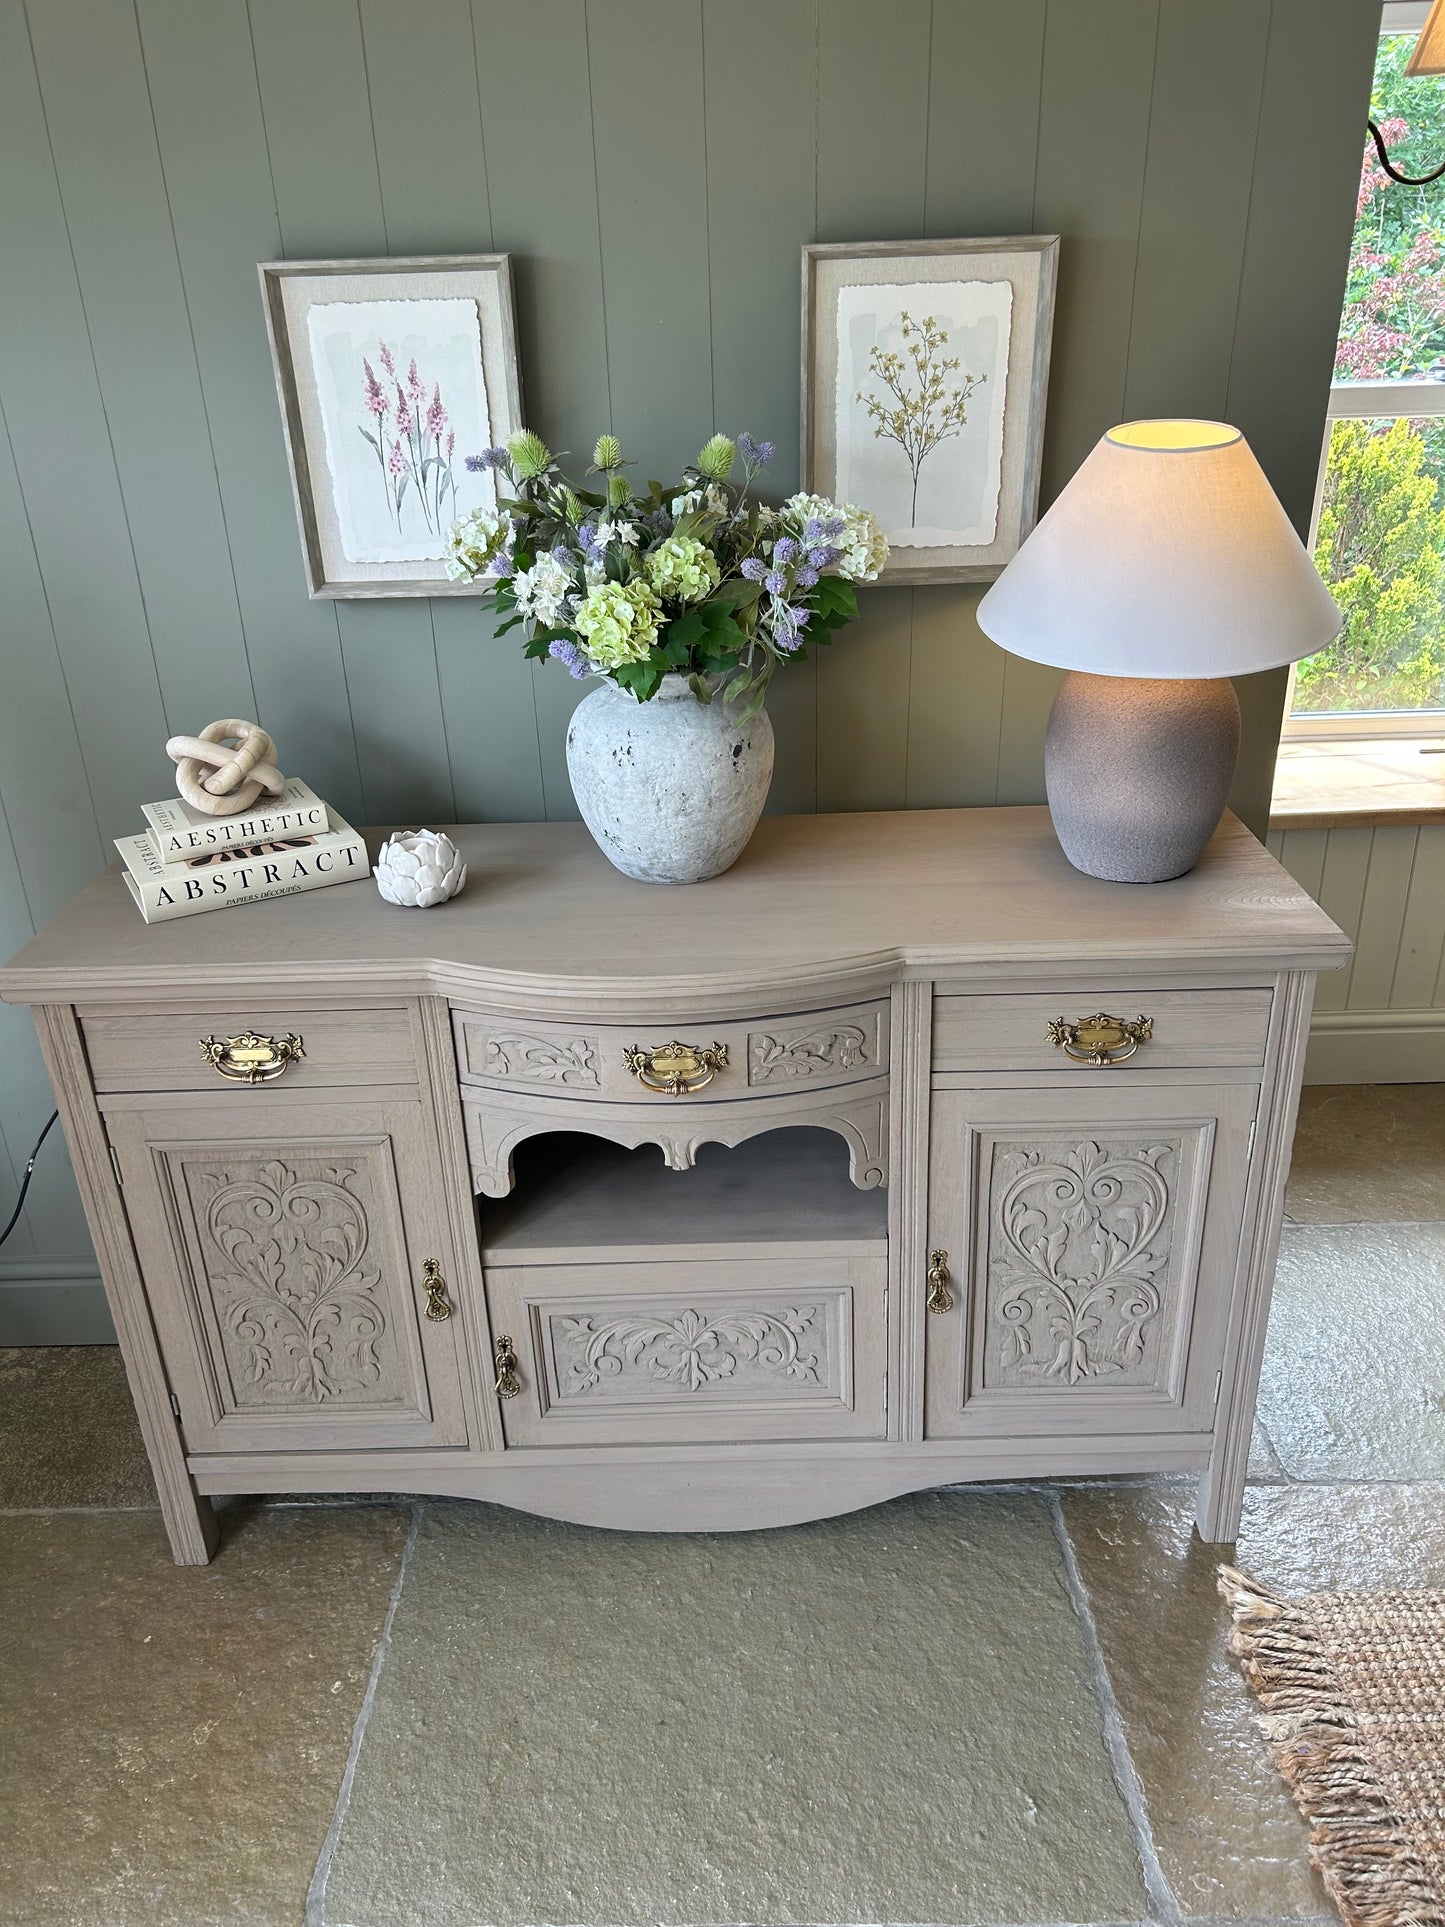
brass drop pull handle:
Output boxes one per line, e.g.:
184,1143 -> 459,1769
622,1039 -> 728,1096
200,1030 -> 305,1084
1048,1012 -> 1153,1067
926,1249 -> 954,1315
421,1259 -> 451,1322
493,1334 -> 522,1400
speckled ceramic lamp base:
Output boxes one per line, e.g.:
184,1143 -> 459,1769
1045,670 -> 1242,883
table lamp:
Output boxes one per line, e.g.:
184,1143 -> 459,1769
975,419 -> 1342,883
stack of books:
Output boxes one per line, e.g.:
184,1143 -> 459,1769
116,778 -> 370,923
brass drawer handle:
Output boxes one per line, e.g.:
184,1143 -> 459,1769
493,1334 -> 522,1400
421,1259 -> 451,1322
200,1031 -> 305,1084
622,1039 -> 728,1096
926,1249 -> 954,1314
1048,1012 -> 1153,1067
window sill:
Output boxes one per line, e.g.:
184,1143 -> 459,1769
1270,735 -> 1445,830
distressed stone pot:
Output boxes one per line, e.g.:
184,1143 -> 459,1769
565,673 -> 774,884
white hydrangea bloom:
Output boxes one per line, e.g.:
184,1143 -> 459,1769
513,551 -> 574,626
443,507 -> 509,581
670,488 -> 703,516
781,492 -> 889,583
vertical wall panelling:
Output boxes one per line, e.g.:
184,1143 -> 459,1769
905,0 -> 1048,811
0,0 -> 1392,1320
471,0 -> 609,816
24,0 -> 257,736
995,0 -> 1160,807
1311,825 -> 1374,1011
703,0 -> 818,813
135,0 -> 366,819
1391,828 -> 1445,1008
1348,826 -> 1419,1011
814,0 -> 932,812
0,7 -> 169,836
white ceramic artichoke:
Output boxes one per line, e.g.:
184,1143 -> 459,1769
373,829 -> 466,908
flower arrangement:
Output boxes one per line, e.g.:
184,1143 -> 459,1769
443,430 -> 887,715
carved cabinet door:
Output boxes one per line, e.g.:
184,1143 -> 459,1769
924,1080 -> 1257,1441
104,1093 -> 469,1453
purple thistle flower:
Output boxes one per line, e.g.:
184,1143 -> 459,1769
362,358 -> 389,418
803,515 -> 846,543
771,600 -> 812,650
772,535 -> 797,566
426,382 -> 447,441
737,431 -> 776,467
492,547 -> 515,577
406,357 -> 425,405
740,556 -> 768,582
394,384 -> 412,435
378,340 -> 395,377
764,569 -> 788,596
795,565 -> 819,589
808,545 -> 842,569
549,638 -> 590,678
387,438 -> 408,477
755,440 -> 776,464
577,521 -> 604,563
465,446 -> 508,472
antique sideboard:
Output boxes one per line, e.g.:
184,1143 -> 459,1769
0,807 -> 1349,1565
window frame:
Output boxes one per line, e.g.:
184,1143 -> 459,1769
1282,0 -> 1445,741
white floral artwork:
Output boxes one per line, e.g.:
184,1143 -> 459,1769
306,297 -> 496,564
833,279 -> 1013,550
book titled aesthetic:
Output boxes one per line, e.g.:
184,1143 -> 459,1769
116,814 -> 369,923
141,776 -> 330,864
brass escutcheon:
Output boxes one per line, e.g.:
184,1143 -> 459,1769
200,1031 -> 305,1084
622,1039 -> 728,1096
1047,1012 -> 1154,1067
493,1334 -> 522,1400
926,1248 -> 954,1315
421,1259 -> 452,1322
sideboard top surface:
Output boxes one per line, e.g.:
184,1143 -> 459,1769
0,807 -> 1350,1007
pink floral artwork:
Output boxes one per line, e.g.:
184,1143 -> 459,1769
306,297 -> 494,565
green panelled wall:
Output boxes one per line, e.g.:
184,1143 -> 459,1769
0,0 -> 1378,1325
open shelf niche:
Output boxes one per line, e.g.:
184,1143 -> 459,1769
478,1126 -> 889,1266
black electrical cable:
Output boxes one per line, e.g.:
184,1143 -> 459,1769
0,1109 -> 59,1250
1369,118 -> 1445,186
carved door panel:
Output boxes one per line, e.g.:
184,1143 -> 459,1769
105,1095 -> 468,1453
924,1081 -> 1256,1441
485,1254 -> 887,1446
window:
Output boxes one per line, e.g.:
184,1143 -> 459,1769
1287,2 -> 1445,738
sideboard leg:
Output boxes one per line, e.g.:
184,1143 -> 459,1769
1193,970 -> 1316,1550
33,1004 -> 220,1566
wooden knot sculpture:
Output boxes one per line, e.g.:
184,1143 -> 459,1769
165,720 -> 286,816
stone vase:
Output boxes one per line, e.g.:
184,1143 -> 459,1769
565,674 -> 774,884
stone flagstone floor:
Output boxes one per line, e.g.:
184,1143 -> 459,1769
1,1082 -> 1442,1927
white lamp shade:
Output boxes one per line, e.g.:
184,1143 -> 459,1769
975,420 -> 1342,679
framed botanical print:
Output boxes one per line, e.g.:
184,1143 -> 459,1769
259,254 -> 522,597
802,236 -> 1059,586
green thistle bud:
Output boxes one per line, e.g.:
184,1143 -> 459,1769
592,434 -> 622,472
607,473 -> 633,508
697,433 -> 735,482
560,486 -> 584,525
506,429 -> 552,480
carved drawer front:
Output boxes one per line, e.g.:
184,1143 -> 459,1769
452,1000 -> 888,1103
81,1004 -> 419,1093
484,1255 -> 886,1447
925,1081 -> 1256,1442
104,1094 -> 468,1454
931,988 -> 1272,1074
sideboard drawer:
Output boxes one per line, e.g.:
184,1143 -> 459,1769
932,987 -> 1272,1073
485,1254 -> 886,1446
453,1000 -> 889,1103
80,1004 -> 420,1093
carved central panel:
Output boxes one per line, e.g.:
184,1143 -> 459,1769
550,1301 -> 834,1401
186,1155 -> 405,1409
982,1136 -> 1182,1391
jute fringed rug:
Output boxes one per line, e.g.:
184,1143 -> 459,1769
1219,1566 -> 1445,1927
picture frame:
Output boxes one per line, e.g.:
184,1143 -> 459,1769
258,254 -> 523,598
802,236 -> 1059,586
